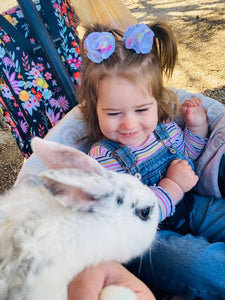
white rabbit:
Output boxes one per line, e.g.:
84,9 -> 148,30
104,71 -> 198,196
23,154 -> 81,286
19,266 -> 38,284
0,137 -> 158,300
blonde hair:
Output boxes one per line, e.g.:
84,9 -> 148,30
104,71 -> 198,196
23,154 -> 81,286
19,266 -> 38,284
79,21 -> 179,143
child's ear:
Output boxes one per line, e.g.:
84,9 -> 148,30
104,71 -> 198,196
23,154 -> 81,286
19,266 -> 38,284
31,137 -> 105,175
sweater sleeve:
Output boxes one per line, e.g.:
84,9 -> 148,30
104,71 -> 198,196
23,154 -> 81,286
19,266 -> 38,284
167,122 -> 208,161
150,185 -> 175,222
88,145 -> 125,173
182,127 -> 208,160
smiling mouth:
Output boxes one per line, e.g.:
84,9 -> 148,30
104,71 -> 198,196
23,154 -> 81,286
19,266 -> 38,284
120,132 -> 138,137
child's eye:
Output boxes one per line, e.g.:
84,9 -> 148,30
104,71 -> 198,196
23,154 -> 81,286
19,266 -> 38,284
107,112 -> 120,116
136,108 -> 149,113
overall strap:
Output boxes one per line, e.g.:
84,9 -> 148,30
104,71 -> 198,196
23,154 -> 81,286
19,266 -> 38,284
154,123 -> 170,141
154,123 -> 195,169
97,139 -> 141,179
154,123 -> 177,155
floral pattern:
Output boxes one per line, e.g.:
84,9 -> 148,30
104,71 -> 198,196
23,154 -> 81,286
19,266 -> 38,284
0,0 -> 81,158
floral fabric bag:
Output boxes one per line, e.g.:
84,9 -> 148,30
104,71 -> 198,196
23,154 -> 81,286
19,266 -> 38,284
0,0 -> 81,158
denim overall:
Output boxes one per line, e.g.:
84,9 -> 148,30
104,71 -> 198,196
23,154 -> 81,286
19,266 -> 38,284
98,124 -> 194,187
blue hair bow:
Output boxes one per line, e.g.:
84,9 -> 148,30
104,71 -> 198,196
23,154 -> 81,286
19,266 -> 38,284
84,32 -> 115,63
123,23 -> 155,54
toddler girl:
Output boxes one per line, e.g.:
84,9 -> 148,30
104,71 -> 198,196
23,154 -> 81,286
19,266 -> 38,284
79,21 -> 208,222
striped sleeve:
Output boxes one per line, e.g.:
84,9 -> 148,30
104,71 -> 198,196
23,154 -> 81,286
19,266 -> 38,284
182,127 -> 208,160
88,145 -> 125,173
167,122 -> 208,161
150,185 -> 175,222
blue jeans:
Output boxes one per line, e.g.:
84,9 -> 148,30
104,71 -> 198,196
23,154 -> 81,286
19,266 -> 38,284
125,193 -> 225,299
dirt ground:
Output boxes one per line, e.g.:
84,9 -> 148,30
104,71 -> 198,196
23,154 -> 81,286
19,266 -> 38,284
0,0 -> 225,194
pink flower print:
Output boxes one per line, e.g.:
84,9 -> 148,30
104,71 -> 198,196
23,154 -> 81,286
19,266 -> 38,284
5,71 -> 21,95
22,95 -> 40,115
31,97 -> 40,108
53,4 -> 61,11
30,67 -> 41,79
49,98 -> 59,107
74,60 -> 81,68
36,63 -> 45,72
30,38 -> 35,44
3,56 -> 14,67
18,111 -> 24,117
44,72 -> 52,80
3,35 -> 11,43
1,85 -> 13,99
20,120 -> 28,133
58,95 -> 69,111
71,57 -> 82,69
22,101 -> 32,114
46,109 -> 61,126
13,102 -> 19,108
67,59 -> 73,65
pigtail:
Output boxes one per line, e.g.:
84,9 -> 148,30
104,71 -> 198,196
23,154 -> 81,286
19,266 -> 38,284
150,20 -> 178,77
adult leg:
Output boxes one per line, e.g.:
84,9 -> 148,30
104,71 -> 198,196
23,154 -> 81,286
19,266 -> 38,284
126,230 -> 225,299
190,194 -> 225,243
126,194 -> 225,299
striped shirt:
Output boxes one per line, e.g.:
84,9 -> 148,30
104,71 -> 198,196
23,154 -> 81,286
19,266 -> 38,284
89,121 -> 207,222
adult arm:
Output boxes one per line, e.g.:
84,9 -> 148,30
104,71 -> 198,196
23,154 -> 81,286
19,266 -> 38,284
68,261 -> 155,300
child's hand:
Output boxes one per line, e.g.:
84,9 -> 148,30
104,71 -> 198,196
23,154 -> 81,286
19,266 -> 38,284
181,97 -> 207,127
166,159 -> 198,193
158,159 -> 198,204
181,97 -> 208,137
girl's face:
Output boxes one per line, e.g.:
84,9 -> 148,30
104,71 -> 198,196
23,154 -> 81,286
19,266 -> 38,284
97,75 -> 158,147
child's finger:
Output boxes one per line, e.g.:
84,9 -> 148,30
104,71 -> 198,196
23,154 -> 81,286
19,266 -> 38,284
189,97 -> 202,106
180,159 -> 189,165
169,159 -> 181,166
182,100 -> 194,107
183,97 -> 202,108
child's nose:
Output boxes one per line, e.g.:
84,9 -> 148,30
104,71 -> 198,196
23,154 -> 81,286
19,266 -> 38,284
121,115 -> 137,130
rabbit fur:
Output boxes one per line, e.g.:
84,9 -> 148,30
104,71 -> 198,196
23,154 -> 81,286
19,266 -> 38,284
0,137 -> 158,300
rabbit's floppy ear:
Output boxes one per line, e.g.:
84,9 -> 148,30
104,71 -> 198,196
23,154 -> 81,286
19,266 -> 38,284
31,137 -> 104,175
39,168 -> 113,211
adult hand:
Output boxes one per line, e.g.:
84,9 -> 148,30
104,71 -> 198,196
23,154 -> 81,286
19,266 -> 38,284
68,261 -> 156,300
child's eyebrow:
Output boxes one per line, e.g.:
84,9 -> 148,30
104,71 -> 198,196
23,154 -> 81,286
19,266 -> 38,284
101,107 -> 121,111
135,102 -> 153,108
101,102 -> 153,111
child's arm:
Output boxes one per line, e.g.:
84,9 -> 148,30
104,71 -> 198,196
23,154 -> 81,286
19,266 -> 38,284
181,97 -> 208,138
158,159 -> 199,204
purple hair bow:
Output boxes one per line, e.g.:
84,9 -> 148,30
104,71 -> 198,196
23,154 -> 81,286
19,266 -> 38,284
124,23 -> 155,54
84,32 -> 115,63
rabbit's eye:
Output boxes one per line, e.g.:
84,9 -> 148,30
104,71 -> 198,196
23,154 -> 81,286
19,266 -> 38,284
135,207 -> 151,221
117,196 -> 123,205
